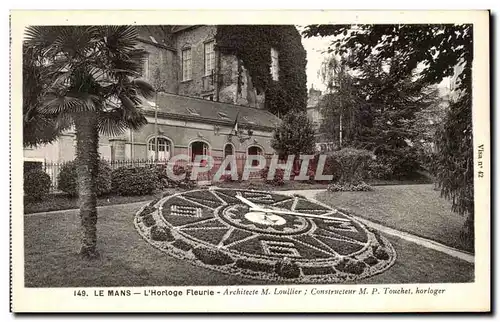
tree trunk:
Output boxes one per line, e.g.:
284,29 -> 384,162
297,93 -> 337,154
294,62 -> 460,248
74,113 -> 100,259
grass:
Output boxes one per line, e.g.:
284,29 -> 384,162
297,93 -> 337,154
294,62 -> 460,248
316,184 -> 472,253
24,201 -> 473,287
24,188 -> 183,214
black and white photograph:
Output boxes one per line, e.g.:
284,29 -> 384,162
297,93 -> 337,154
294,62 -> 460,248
10,10 -> 490,313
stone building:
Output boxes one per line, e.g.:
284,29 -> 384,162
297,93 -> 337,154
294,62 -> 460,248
24,25 -> 286,165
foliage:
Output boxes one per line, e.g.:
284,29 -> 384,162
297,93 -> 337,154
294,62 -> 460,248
274,258 -> 301,278
302,24 -> 474,237
57,159 -> 112,196
335,258 -> 366,275
329,148 -> 374,184
216,25 -> 307,115
260,167 -> 285,186
302,24 -> 473,94
271,111 -> 316,157
141,214 -> 156,227
192,246 -> 234,266
24,169 -> 51,201
150,225 -> 174,242
24,26 -> 155,257
327,182 -> 372,192
433,90 -> 474,249
235,258 -> 274,273
111,166 -> 157,196
24,161 -> 43,173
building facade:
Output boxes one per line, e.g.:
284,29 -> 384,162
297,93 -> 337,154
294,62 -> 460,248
24,25 -> 289,166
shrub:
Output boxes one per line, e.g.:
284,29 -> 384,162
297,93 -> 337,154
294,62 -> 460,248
141,214 -> 156,227
309,154 -> 342,183
24,169 -> 51,201
24,161 -> 43,173
139,205 -> 156,217
363,256 -> 379,266
366,160 -> 393,180
261,167 -> 285,186
328,148 -> 374,184
192,246 -> 234,265
327,182 -> 373,192
235,259 -> 274,273
111,166 -> 157,196
150,225 -> 174,242
335,258 -> 366,275
274,258 -> 301,278
57,159 -> 112,196
171,239 -> 193,251
373,247 -> 390,260
301,265 -> 336,276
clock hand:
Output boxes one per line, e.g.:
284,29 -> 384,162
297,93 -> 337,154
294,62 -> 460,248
235,194 -> 263,210
248,207 -> 351,223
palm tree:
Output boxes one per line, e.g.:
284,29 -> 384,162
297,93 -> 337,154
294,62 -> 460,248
24,26 -> 154,259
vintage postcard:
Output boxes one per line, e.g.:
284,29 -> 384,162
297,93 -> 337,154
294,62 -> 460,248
10,10 -> 490,313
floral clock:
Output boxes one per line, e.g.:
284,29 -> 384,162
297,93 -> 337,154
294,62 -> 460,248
134,189 -> 396,283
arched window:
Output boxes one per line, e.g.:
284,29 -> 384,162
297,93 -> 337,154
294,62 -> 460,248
148,137 -> 172,161
247,146 -> 264,166
223,143 -> 234,170
190,141 -> 209,162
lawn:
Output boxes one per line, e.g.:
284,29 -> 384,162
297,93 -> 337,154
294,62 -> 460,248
24,201 -> 473,287
23,188 -> 183,214
316,184 -> 471,253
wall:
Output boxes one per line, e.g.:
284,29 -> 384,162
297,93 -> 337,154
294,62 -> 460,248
125,118 -> 274,161
218,53 -> 265,109
175,26 -> 217,98
136,41 -> 178,94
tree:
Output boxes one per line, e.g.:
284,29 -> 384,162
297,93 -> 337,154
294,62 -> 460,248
23,26 -> 154,258
271,112 -> 316,160
303,23 -> 474,245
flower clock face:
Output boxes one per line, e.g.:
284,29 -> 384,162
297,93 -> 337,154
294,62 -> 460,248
135,189 -> 396,283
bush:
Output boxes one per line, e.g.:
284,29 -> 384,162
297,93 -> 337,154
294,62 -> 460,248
366,160 -> 393,180
111,166 -> 157,196
363,256 -> 379,266
335,258 -> 366,275
141,214 -> 156,227
327,182 -> 372,192
328,148 -> 374,184
308,154 -> 342,183
150,225 -> 174,242
235,259 -> 274,273
57,159 -> 112,197
274,258 -> 300,278
261,167 -> 285,186
192,246 -> 234,265
24,161 -> 43,173
373,247 -> 390,260
24,169 -> 51,201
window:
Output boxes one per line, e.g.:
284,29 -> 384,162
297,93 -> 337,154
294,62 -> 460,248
223,143 -> 234,171
271,47 -> 279,81
204,41 -> 215,76
190,141 -> 209,162
148,137 -> 172,161
248,146 -> 264,166
182,48 -> 192,81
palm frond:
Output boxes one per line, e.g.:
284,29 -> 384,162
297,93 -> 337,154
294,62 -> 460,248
97,108 -> 147,136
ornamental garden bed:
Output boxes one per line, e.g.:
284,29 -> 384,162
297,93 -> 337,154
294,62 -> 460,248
24,199 -> 475,287
133,188 -> 398,284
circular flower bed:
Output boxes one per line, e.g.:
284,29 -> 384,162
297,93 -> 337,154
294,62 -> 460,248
134,189 -> 396,283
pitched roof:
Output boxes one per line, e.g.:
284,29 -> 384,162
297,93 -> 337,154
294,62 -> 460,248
142,93 -> 281,131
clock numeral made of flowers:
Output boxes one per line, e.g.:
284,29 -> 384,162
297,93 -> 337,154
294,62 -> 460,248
135,189 -> 396,283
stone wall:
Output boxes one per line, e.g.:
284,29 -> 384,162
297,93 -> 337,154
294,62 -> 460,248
136,41 -> 178,94
175,26 -> 217,98
218,53 -> 265,109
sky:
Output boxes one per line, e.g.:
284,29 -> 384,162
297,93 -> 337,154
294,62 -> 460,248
297,26 -> 335,93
